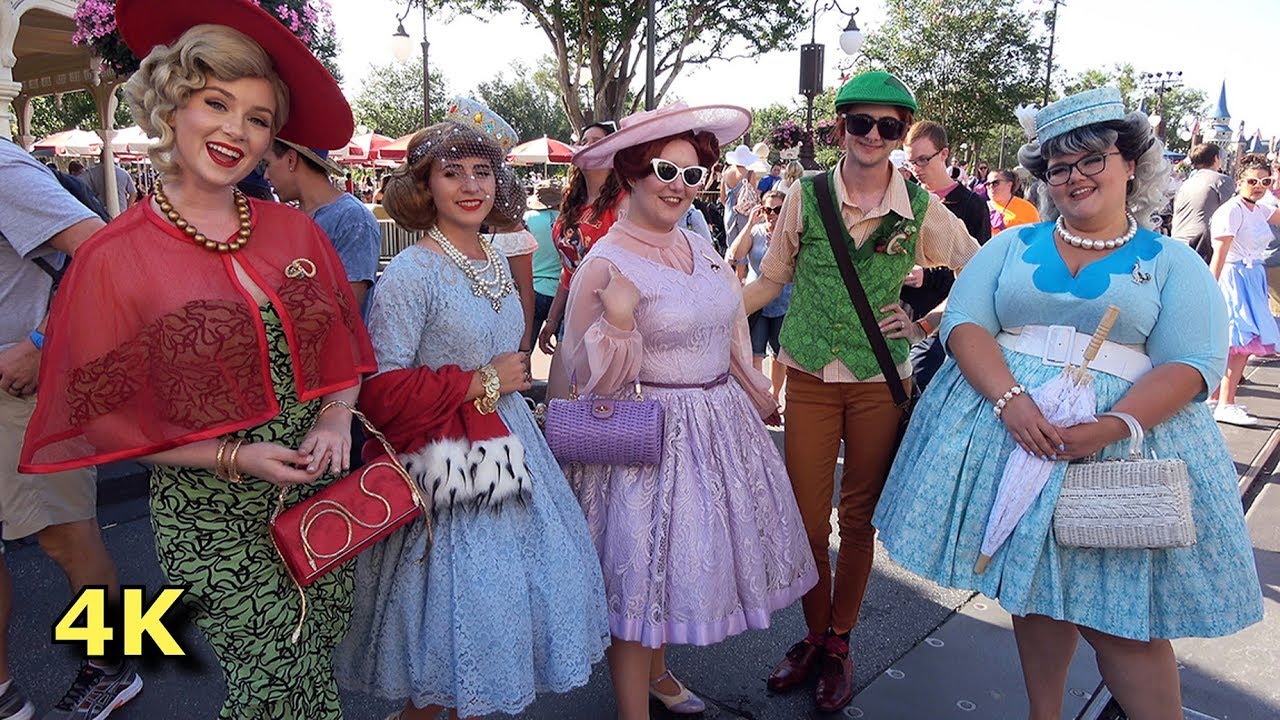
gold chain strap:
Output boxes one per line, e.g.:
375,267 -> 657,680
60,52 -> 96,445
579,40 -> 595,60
271,399 -> 434,644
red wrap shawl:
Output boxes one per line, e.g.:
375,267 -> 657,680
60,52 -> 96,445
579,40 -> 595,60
359,366 -> 530,514
19,197 -> 377,473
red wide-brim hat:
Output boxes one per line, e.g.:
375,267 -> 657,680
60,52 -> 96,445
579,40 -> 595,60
116,0 -> 353,150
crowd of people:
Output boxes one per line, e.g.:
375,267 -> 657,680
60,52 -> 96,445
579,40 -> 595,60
0,1 -> 1270,719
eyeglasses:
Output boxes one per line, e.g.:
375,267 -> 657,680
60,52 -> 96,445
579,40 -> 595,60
987,179 -> 1006,187
841,112 -> 907,141
762,205 -> 782,216
907,149 -> 942,168
1043,151 -> 1122,186
650,158 -> 708,186
1244,176 -> 1275,187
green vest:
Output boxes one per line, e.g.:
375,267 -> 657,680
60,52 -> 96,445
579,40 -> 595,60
779,170 -> 930,379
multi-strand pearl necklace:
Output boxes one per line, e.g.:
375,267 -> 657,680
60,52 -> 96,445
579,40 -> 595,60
154,181 -> 252,253
429,226 -> 514,312
1055,212 -> 1138,251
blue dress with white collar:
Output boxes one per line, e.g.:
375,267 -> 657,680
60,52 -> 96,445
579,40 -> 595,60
873,222 -> 1262,640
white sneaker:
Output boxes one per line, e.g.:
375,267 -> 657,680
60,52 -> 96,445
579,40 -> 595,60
1214,403 -> 1259,427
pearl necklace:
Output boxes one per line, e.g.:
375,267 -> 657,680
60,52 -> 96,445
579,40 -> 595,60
429,226 -> 514,312
153,182 -> 252,253
1055,213 -> 1137,251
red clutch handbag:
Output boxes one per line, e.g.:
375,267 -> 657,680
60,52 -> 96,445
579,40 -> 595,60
269,402 -> 431,641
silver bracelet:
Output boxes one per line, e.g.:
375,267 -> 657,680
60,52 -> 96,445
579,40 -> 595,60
992,384 -> 1026,418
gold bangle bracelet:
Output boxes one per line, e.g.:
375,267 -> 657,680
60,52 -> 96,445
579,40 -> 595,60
225,438 -> 245,484
214,437 -> 230,482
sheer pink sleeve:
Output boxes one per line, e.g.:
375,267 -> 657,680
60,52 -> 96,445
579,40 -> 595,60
725,275 -> 779,419
560,256 -> 644,397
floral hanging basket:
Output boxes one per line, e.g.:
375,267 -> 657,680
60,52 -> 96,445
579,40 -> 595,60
72,0 -> 339,78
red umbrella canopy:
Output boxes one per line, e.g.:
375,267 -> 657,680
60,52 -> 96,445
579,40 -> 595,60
377,132 -> 417,162
506,136 -> 574,165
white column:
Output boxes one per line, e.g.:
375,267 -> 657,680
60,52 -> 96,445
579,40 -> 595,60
90,81 -> 121,216
0,78 -> 20,142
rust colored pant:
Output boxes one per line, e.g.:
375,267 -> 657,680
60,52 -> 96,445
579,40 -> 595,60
783,367 -> 907,635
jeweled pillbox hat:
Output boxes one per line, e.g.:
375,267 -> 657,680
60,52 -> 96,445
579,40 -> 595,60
444,97 -> 519,153
834,71 -> 918,113
1032,87 -> 1125,143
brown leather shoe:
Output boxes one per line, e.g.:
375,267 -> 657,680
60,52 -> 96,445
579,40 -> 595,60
766,637 -> 823,692
814,647 -> 854,713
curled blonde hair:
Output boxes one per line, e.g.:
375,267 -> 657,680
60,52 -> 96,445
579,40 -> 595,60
124,24 -> 290,176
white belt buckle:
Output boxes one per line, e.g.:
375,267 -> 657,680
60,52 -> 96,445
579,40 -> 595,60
1042,325 -> 1076,367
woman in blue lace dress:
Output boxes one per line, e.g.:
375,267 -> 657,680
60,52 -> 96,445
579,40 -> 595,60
333,109 -> 609,719
874,89 -> 1262,719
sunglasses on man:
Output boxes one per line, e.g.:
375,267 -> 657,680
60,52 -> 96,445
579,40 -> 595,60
650,158 -> 708,186
841,112 -> 907,141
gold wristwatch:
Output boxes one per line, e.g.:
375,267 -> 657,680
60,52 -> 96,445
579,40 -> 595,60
474,364 -> 501,414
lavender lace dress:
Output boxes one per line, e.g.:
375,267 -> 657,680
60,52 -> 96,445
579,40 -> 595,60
560,220 -> 817,648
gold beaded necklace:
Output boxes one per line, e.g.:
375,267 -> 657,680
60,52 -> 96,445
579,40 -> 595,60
153,181 -> 252,253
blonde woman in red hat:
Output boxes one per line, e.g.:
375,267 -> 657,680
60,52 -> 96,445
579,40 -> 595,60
19,1 -> 376,717
561,104 -> 817,719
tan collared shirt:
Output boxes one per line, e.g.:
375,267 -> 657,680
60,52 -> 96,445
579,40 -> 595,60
760,159 -> 980,383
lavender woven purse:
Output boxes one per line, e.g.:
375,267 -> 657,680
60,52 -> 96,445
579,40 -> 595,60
545,380 -> 664,465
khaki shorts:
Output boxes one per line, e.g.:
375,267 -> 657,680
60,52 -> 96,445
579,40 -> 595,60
0,392 -> 97,541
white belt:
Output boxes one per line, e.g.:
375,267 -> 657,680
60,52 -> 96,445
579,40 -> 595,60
995,325 -> 1152,383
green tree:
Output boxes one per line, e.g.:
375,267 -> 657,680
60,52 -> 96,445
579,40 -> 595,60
859,0 -> 1045,161
22,88 -> 134,140
419,0 -> 807,130
1063,64 -> 1207,154
352,61 -> 450,138
474,61 -> 574,141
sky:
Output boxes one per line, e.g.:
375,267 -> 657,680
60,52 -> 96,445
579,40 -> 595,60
331,0 -> 1280,142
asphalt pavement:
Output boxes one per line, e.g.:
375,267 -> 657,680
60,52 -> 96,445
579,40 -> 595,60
6,360 -> 1278,720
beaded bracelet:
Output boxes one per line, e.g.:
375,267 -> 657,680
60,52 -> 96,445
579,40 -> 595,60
992,384 -> 1026,418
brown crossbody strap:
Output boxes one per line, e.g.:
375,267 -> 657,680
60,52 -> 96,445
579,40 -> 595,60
812,171 -> 910,408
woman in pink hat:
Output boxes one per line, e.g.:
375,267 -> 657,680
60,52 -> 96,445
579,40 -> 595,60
559,104 -> 817,719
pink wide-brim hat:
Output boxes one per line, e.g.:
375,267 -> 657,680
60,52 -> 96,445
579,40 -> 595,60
572,102 -> 752,170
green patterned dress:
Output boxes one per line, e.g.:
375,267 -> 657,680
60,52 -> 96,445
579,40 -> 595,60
149,305 -> 352,719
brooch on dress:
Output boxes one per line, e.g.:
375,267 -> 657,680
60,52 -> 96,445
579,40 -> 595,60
285,258 -> 317,279
700,252 -> 722,271
1131,261 -> 1151,285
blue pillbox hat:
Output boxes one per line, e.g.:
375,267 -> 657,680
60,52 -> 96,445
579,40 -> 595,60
1035,87 -> 1125,143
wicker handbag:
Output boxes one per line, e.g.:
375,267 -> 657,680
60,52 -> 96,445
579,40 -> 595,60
1053,411 -> 1196,549
545,379 -> 664,466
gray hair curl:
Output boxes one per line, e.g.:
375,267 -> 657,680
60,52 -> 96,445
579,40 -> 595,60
1017,112 -> 1168,230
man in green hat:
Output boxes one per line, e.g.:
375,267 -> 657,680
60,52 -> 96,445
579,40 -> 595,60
744,70 -> 979,712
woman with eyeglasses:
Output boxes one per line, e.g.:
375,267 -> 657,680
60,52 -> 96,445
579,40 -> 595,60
727,190 -> 792,400
1206,153 -> 1280,426
987,168 -> 1040,235
558,103 -> 816,720
874,88 -> 1262,719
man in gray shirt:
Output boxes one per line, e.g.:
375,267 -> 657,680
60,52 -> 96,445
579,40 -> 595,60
0,139 -> 142,718
83,160 -> 137,216
1172,143 -> 1235,262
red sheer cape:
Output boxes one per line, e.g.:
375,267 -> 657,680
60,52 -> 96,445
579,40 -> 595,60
19,198 -> 376,473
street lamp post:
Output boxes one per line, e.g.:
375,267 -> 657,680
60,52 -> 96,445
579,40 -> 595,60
1139,70 -> 1183,141
391,2 -> 430,127
798,1 -> 862,170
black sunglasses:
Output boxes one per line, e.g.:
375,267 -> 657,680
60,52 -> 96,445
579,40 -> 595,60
841,112 -> 907,141
762,205 -> 782,216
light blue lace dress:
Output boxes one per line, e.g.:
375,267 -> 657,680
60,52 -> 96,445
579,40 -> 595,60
874,224 -> 1263,641
333,246 -> 610,715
